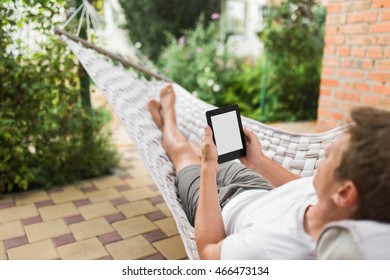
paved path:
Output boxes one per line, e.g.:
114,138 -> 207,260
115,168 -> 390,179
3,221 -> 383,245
0,89 -> 317,260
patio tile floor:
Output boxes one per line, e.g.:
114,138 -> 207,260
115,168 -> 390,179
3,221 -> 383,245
0,89 -> 316,260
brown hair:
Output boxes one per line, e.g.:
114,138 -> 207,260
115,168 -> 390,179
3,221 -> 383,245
335,106 -> 390,222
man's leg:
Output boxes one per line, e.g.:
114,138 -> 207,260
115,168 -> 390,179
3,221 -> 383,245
148,84 -> 201,172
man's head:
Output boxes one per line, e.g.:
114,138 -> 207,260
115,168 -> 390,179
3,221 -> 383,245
314,106 -> 390,222
335,106 -> 390,222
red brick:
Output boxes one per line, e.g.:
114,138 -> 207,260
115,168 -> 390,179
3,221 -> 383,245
375,59 -> 390,71
318,96 -> 335,107
327,3 -> 341,13
367,72 -> 390,83
347,35 -> 377,46
321,78 -> 339,87
338,46 -> 351,56
325,35 -> 345,45
341,1 -> 371,12
326,14 -> 347,25
347,11 -> 378,23
317,119 -> 337,132
336,69 -> 365,79
351,47 -> 366,57
381,10 -> 390,21
342,24 -> 369,34
370,22 -> 390,33
373,84 -> 390,95
385,48 -> 390,58
321,67 -> 334,76
325,26 -> 339,36
324,45 -> 336,55
332,112 -> 344,121
372,0 -> 390,8
363,95 -> 390,107
378,35 -> 390,45
343,58 -> 373,69
320,88 -> 331,96
367,47 -> 383,58
318,108 -> 330,118
344,81 -> 370,92
322,56 -> 340,67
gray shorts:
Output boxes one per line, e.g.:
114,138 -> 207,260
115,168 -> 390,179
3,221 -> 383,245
174,161 -> 272,226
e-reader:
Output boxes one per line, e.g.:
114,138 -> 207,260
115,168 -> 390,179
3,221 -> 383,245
206,104 -> 246,163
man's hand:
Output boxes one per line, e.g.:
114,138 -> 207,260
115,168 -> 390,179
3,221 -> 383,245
239,128 -> 264,170
201,126 -> 219,173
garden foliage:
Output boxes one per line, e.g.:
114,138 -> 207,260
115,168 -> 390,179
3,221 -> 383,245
0,0 -> 118,193
119,0 -> 220,62
158,0 -> 325,122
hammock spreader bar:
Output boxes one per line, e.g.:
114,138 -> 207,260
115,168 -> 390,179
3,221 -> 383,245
54,27 -> 172,83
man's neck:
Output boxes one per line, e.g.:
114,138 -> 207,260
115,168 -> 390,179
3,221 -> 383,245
304,204 -> 336,241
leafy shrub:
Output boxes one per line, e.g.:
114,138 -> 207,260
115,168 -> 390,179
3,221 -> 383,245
0,0 -> 118,193
261,0 -> 326,121
119,0 -> 220,62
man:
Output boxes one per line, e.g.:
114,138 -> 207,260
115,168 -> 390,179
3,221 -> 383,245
148,84 -> 390,260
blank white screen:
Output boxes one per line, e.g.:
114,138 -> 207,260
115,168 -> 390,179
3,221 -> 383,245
211,111 -> 243,155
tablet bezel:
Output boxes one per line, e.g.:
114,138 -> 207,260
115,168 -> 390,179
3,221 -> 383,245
205,104 -> 246,164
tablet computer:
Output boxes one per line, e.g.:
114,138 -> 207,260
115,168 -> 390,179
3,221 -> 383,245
206,104 -> 246,163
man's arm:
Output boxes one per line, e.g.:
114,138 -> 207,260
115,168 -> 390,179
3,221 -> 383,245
195,126 -> 225,259
240,128 -> 300,187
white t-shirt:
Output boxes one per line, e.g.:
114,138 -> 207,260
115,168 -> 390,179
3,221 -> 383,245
221,177 -> 318,259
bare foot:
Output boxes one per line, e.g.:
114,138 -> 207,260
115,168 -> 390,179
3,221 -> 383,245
148,99 -> 163,130
160,84 -> 176,113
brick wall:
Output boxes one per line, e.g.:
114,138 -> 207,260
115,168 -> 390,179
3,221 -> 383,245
317,0 -> 390,131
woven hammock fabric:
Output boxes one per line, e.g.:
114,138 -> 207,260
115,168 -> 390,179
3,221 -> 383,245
62,36 -> 345,259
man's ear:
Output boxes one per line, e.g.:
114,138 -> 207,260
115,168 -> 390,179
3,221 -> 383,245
332,180 -> 359,208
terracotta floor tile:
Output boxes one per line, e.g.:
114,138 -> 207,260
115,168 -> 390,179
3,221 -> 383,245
82,185 -> 98,193
115,185 -> 131,192
38,202 -> 80,221
0,241 -> 6,260
0,204 -> 38,223
143,253 -> 166,260
98,231 -> 122,245
25,219 -> 70,243
143,229 -> 167,243
0,195 -> 14,204
149,196 -> 165,205
154,217 -> 179,237
110,197 -> 128,206
112,216 -> 158,239
117,200 -> 157,218
35,200 -> 54,208
147,211 -> 166,221
155,202 -> 173,217
57,238 -> 108,260
0,201 -> 15,210
21,216 -> 43,226
73,198 -> 92,208
121,187 -> 158,202
105,212 -> 126,224
124,176 -> 154,189
106,236 -> 157,260
79,201 -> 118,220
7,239 -> 59,260
85,188 -> 122,203
63,214 -> 85,225
127,168 -> 150,178
49,187 -> 87,204
152,235 -> 187,260
69,217 -> 113,241
0,221 -> 25,241
14,190 -> 50,206
52,233 -> 76,247
4,235 -> 28,249
91,176 -> 125,190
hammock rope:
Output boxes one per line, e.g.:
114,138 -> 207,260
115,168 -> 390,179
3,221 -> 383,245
56,28 -> 346,259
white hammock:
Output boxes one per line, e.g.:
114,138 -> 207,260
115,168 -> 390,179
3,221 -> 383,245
57,31 -> 345,260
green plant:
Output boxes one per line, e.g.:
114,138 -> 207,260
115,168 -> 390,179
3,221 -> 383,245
119,0 -> 220,62
261,0 -> 326,121
0,0 -> 118,193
